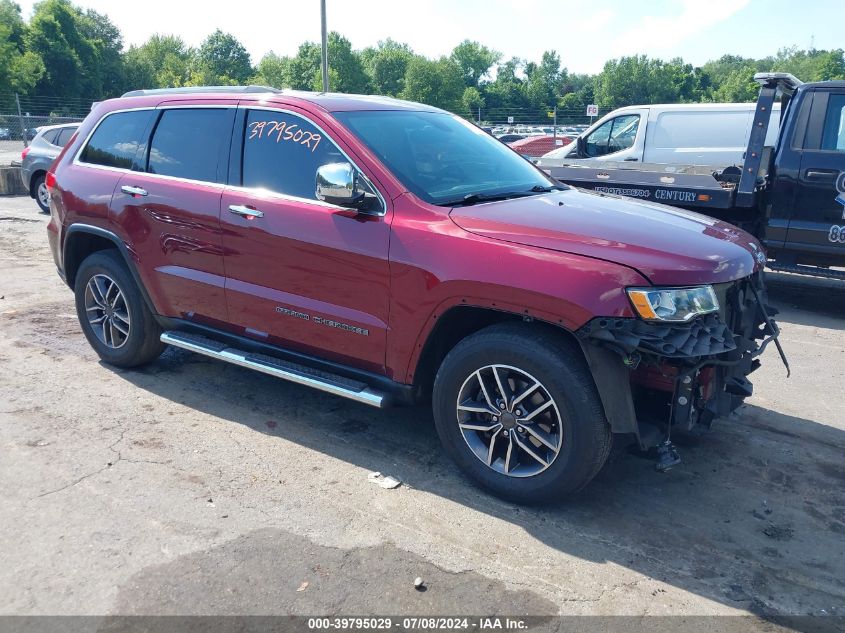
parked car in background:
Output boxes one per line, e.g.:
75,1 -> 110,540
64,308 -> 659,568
496,133 -> 525,144
508,134 -> 574,158
539,102 -> 781,167
0,127 -> 11,140
20,123 -> 79,212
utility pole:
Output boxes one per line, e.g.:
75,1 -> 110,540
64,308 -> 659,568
320,0 -> 329,92
478,106 -> 481,124
553,106 -> 557,140
15,94 -> 27,148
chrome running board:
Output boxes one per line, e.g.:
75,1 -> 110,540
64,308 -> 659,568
160,331 -> 388,408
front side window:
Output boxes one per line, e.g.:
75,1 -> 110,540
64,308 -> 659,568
821,94 -> 845,151
335,110 -> 556,205
241,110 -> 348,200
585,115 -> 639,157
148,108 -> 232,182
79,110 -> 153,169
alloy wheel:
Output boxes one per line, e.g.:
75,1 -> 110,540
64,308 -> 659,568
456,364 -> 563,477
84,274 -> 131,349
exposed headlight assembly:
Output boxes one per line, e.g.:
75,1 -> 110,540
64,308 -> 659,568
627,286 -> 719,322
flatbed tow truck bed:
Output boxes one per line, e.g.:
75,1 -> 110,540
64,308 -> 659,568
540,160 -> 749,211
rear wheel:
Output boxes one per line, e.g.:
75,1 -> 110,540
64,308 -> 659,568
33,173 -> 49,213
432,323 -> 611,503
74,250 -> 164,367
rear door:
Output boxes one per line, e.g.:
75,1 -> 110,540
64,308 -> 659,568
110,104 -> 235,324
787,89 -> 845,258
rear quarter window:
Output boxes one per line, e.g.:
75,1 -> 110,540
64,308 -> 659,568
56,127 -> 77,147
79,110 -> 153,169
40,129 -> 59,145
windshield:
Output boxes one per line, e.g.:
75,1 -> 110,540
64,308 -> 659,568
334,110 -> 559,205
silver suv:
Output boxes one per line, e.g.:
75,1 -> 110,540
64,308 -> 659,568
20,123 -> 79,212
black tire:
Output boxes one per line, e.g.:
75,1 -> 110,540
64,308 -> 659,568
74,250 -> 165,368
32,173 -> 49,213
432,323 -> 611,504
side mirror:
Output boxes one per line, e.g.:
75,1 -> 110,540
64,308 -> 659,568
315,162 -> 365,207
576,136 -> 586,158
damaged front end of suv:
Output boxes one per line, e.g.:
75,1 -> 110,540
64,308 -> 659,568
577,271 -> 789,469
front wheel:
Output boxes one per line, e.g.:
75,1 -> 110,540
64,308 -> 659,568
74,250 -> 165,368
432,323 -> 611,504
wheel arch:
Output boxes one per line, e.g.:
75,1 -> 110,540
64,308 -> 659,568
411,305 -> 582,395
410,304 -> 639,436
63,224 -> 158,316
28,169 -> 47,198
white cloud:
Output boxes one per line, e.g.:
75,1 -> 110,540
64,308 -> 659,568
608,0 -> 753,59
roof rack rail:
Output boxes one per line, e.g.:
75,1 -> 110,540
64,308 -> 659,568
121,85 -> 283,98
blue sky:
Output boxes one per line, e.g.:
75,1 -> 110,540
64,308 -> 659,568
16,0 -> 844,74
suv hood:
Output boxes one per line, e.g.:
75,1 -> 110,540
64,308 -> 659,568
449,188 -> 763,286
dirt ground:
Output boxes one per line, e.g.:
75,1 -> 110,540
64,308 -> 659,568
0,195 -> 843,628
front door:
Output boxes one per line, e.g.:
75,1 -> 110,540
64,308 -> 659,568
219,106 -> 391,373
787,90 -> 845,258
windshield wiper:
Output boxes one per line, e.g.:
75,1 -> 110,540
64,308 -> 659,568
440,187 -> 563,208
529,184 -> 567,192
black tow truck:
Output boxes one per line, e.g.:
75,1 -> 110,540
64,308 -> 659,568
542,73 -> 845,279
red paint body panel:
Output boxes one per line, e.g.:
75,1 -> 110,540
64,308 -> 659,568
48,90 -> 765,387
110,173 -> 229,324
508,135 -> 573,157
219,188 -> 392,373
450,188 -> 763,286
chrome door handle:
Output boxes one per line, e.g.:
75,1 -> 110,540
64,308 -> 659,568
120,185 -> 148,197
228,204 -> 264,218
805,169 -> 837,180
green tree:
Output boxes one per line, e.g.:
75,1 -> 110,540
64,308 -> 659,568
483,57 -> 531,121
593,55 -> 682,107
461,86 -> 484,119
401,56 -> 464,110
253,52 -> 290,88
771,46 -> 845,81
322,32 -> 369,93
0,1 -> 44,104
364,39 -> 413,96
450,40 -> 500,87
0,0 -> 27,51
124,34 -> 192,89
26,0 -> 99,100
189,29 -> 252,85
523,50 -> 563,110
710,61 -> 761,102
77,7 -> 124,96
287,42 -> 321,90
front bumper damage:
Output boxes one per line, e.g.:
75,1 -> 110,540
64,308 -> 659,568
576,272 -> 789,464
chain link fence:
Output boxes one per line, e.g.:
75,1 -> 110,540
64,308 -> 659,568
0,94 -> 91,166
472,106 -> 615,129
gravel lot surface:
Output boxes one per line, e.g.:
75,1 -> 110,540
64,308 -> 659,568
0,195 -> 843,629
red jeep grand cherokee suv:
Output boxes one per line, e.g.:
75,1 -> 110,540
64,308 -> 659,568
45,86 -> 786,502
